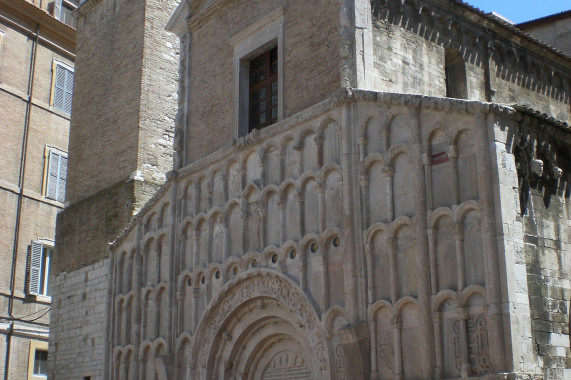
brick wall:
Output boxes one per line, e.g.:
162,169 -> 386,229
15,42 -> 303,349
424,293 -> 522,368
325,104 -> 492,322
185,0 -> 340,163
48,258 -> 110,380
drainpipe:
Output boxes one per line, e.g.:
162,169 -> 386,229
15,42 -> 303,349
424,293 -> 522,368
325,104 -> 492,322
4,23 -> 40,380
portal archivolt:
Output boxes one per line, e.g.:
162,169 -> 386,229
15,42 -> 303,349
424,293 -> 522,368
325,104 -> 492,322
189,269 -> 330,379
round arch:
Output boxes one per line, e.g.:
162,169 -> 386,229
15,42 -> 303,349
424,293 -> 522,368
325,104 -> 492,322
190,269 -> 331,379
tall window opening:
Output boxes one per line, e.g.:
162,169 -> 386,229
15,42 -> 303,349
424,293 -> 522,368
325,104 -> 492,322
230,7 -> 284,138
249,47 -> 278,132
445,47 -> 467,99
27,241 -> 54,297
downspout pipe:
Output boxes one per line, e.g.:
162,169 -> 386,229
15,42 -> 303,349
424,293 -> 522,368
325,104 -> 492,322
4,22 -> 40,380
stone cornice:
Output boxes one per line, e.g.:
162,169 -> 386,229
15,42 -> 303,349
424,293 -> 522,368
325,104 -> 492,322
446,0 -> 571,63
75,0 -> 103,17
0,0 -> 76,47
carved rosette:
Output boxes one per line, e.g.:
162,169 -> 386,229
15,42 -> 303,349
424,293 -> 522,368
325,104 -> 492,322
192,269 -> 330,378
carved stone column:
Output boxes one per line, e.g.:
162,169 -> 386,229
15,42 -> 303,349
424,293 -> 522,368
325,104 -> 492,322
278,199 -> 286,243
388,237 -> 398,303
192,230 -> 200,269
422,153 -> 433,211
193,181 -> 200,216
393,316 -> 403,380
277,152 -> 285,184
433,312 -> 444,380
453,225 -> 466,290
358,134 -> 367,163
427,228 -> 438,294
370,320 -> 379,379
384,166 -> 394,222
381,127 -> 389,153
176,289 -> 183,335
296,193 -> 305,238
446,145 -> 460,205
259,206 -> 266,249
457,308 -> 472,378
207,219 -> 214,263
365,242 -> 374,304
315,134 -> 324,169
192,287 -> 199,331
258,148 -> 267,188
360,175 -> 369,227
223,220 -> 230,261
318,185 -> 326,232
321,249 -> 329,311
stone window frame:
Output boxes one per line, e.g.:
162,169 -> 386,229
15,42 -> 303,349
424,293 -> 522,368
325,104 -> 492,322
27,340 -> 48,380
229,7 -> 284,139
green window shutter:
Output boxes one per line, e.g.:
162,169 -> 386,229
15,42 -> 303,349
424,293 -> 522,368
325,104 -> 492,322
29,241 -> 43,295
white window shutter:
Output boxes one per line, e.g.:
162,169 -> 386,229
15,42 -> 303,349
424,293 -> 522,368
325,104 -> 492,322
47,151 -> 60,200
54,65 -> 66,111
57,155 -> 67,203
54,0 -> 62,20
64,69 -> 74,114
29,241 -> 43,295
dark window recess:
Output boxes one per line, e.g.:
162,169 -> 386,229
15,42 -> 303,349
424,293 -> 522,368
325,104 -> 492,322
249,47 -> 278,132
445,47 -> 467,99
34,349 -> 48,375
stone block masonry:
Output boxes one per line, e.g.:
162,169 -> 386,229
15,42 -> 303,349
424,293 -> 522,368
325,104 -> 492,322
48,258 -> 110,380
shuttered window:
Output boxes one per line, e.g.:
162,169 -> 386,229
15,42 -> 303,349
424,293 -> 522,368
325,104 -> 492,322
46,149 -> 67,203
0,30 -> 5,68
27,241 -> 53,296
53,63 -> 74,114
53,0 -> 62,20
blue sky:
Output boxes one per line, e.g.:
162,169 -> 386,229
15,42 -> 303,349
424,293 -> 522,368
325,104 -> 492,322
463,0 -> 570,24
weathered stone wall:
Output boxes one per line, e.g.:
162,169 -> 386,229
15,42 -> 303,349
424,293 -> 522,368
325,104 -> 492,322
138,0 -> 179,182
370,0 -> 571,122
519,15 -> 571,57
184,0 -> 340,163
105,91 -> 569,379
48,258 -> 110,380
521,143 -> 571,378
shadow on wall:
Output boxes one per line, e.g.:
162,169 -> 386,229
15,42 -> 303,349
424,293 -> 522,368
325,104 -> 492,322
508,128 -> 569,215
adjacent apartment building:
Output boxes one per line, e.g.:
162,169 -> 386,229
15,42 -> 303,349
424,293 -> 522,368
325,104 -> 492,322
0,0 -> 76,379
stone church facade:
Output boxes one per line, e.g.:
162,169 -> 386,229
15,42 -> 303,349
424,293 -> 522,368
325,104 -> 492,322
51,0 -> 571,379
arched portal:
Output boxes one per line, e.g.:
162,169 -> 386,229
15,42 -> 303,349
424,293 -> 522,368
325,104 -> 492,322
189,269 -> 331,379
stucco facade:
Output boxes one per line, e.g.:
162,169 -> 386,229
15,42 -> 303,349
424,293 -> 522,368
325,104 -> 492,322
50,0 -> 570,379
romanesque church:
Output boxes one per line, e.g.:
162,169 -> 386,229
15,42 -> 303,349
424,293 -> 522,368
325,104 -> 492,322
49,0 -> 571,379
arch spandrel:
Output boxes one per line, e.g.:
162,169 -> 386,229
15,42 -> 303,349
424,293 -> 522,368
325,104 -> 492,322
190,269 -> 331,379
